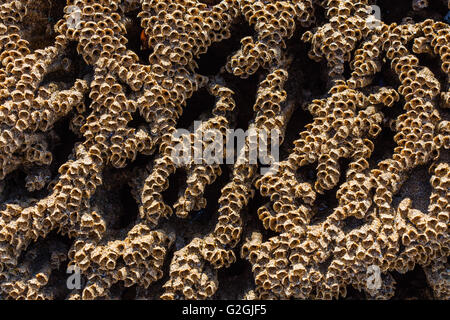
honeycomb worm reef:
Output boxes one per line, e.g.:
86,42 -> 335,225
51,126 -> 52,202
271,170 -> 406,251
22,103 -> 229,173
0,0 -> 449,300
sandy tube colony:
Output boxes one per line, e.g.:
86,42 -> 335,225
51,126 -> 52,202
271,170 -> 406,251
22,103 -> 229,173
0,0 -> 448,300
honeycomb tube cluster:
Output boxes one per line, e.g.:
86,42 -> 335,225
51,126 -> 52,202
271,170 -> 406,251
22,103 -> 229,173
0,0 -> 448,300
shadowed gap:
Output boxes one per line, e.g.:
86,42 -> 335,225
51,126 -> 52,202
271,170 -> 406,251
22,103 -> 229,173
112,184 -> 139,230
377,0 -> 447,23
22,0 -> 66,50
176,87 -> 216,130
391,265 -> 433,299
41,41 -> 92,87
195,16 -> 253,76
50,113 -> 83,179
161,168 -> 187,209
391,164 -> 432,214
124,9 -> 153,65
367,125 -> 397,170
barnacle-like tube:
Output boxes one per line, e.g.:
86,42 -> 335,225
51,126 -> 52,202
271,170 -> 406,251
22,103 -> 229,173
0,0 -> 448,300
